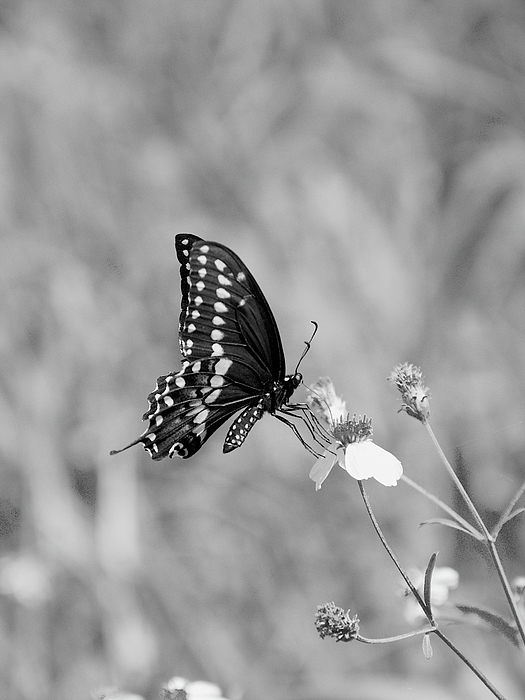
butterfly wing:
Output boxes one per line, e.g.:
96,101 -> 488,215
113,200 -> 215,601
175,234 -> 285,379
138,356 -> 264,459
112,234 -> 289,460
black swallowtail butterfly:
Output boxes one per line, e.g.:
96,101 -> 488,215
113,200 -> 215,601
111,234 -> 320,460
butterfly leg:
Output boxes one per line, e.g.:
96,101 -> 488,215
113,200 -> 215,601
280,403 -> 332,447
274,413 -> 324,457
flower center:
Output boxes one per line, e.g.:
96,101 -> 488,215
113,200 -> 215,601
332,414 -> 373,447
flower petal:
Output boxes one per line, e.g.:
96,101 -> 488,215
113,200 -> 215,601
185,680 -> 223,698
307,378 -> 347,424
343,441 -> 403,486
309,448 -> 337,490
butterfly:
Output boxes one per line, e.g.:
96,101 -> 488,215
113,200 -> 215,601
111,234 -> 322,460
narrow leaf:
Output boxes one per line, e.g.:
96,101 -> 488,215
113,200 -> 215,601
423,552 -> 438,613
456,605 -> 520,647
492,508 -> 525,539
492,479 -> 525,539
422,633 -> 433,659
419,518 -> 484,540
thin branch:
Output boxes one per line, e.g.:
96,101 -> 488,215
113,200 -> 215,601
401,474 -> 481,538
492,479 -> 525,539
424,423 -> 525,648
357,479 -> 508,700
357,627 -> 436,644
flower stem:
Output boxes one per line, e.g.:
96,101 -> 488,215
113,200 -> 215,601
424,422 -> 525,648
357,627 -> 435,644
432,630 -> 508,700
400,474 -> 481,538
357,480 -> 508,700
357,481 -> 430,618
424,422 -> 486,533
492,479 -> 525,539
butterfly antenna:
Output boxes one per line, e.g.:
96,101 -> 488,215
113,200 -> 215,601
294,321 -> 318,375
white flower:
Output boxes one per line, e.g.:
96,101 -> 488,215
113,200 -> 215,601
164,677 -> 227,700
309,414 -> 403,490
307,377 -> 347,425
0,554 -> 52,607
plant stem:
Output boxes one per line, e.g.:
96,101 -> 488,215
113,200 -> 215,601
357,480 -> 431,619
357,627 -> 435,644
424,422 -> 525,647
493,479 -> 525,539
401,474 -> 481,538
424,422 -> 487,534
357,480 -> 508,700
433,630 -> 508,700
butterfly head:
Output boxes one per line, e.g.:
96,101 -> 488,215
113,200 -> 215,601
282,372 -> 302,401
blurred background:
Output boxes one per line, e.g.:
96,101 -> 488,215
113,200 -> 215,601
1,1 -> 525,699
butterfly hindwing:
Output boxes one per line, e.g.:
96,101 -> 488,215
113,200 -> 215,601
141,357 -> 258,459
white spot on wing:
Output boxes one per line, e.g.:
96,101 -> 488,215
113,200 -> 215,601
198,268 -> 206,278
175,376 -> 185,388
205,389 -> 222,403
194,296 -> 203,306
211,329 -> 224,341
211,343 -> 224,356
192,361 -> 202,373
237,271 -> 246,283
214,301 -> 228,314
210,375 -> 225,388
215,358 -> 232,375
196,280 -> 205,292
199,245 -> 210,253
215,259 -> 226,272
217,274 -> 232,286
164,396 -> 174,407
212,315 -> 225,326
194,409 -> 210,424
191,310 -> 200,319
216,287 -> 231,299
197,255 -> 207,265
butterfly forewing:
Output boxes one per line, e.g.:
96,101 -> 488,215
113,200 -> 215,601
175,234 -> 285,379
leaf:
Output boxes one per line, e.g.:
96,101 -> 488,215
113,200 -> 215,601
455,605 -> 521,647
422,633 -> 433,659
423,552 -> 438,613
492,480 -> 525,538
419,518 -> 483,540
492,507 -> 525,539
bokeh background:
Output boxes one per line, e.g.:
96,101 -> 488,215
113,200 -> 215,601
1,1 -> 525,699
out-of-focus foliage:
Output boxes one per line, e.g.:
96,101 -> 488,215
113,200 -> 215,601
1,1 -> 525,699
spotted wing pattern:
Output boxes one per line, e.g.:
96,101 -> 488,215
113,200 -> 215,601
111,233 -> 300,460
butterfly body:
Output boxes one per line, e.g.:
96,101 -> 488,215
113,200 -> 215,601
112,233 -> 310,460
